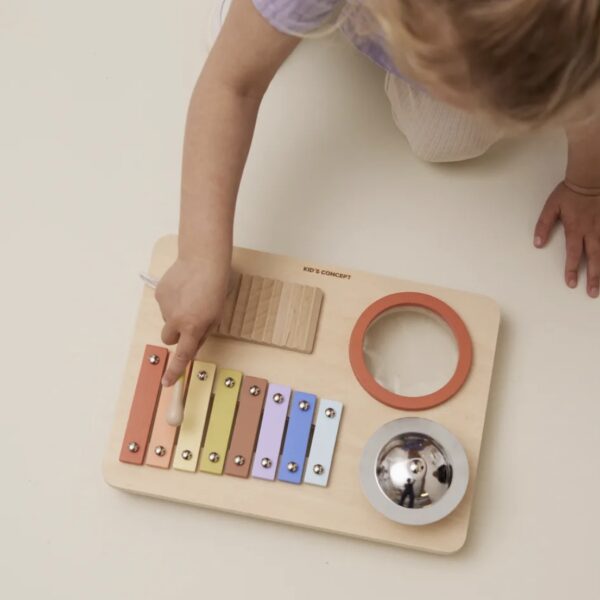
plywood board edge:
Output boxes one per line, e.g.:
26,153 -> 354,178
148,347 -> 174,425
100,463 -> 466,554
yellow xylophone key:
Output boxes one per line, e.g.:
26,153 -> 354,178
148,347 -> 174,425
198,368 -> 242,475
172,361 -> 216,472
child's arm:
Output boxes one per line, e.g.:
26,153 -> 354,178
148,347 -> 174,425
534,116 -> 600,298
157,0 -> 300,385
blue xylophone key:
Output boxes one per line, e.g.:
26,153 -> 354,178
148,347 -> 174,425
277,391 -> 317,484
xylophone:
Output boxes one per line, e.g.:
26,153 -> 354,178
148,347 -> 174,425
104,236 -> 500,554
120,353 -> 343,486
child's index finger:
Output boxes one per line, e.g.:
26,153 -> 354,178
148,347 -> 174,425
162,332 -> 199,387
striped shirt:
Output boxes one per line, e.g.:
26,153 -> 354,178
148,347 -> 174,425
253,0 -> 398,74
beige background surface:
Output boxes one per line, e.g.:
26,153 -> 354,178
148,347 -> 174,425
1,1 -> 598,598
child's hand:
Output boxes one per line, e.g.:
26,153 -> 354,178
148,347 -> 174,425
155,256 -> 230,386
534,181 -> 600,298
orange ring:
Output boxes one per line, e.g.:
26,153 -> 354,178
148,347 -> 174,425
349,292 -> 472,410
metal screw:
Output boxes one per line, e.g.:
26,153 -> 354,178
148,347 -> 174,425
197,370 -> 208,381
148,354 -> 160,365
325,407 -> 336,418
287,461 -> 298,473
128,441 -> 139,453
234,455 -> 245,466
261,457 -> 272,469
181,449 -> 192,461
208,451 -> 220,463
224,377 -> 235,388
313,464 -> 325,475
273,393 -> 284,404
154,445 -> 166,457
299,400 -> 310,411
249,385 -> 260,396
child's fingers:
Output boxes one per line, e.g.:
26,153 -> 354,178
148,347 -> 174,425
161,323 -> 180,346
534,195 -> 560,248
585,237 -> 600,298
162,331 -> 201,387
564,231 -> 583,288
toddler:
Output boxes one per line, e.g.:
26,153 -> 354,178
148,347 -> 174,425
156,0 -> 600,386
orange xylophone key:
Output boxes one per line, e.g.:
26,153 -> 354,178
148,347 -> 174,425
119,345 -> 168,465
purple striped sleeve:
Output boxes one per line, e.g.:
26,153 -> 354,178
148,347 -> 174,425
252,0 -> 345,35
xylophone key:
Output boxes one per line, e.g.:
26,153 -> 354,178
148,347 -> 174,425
145,366 -> 191,469
119,345 -> 168,465
224,376 -> 268,478
251,384 -> 291,480
277,392 -> 317,484
304,399 -> 343,487
172,362 -> 216,472
199,369 -> 242,475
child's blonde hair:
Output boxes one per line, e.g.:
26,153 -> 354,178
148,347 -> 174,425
358,0 -> 600,126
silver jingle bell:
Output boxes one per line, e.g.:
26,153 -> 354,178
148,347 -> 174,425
360,418 -> 469,526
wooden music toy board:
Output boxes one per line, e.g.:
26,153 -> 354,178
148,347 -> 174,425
103,235 -> 500,554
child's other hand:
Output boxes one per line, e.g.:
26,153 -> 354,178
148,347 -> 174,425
155,256 -> 229,386
534,182 -> 600,298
